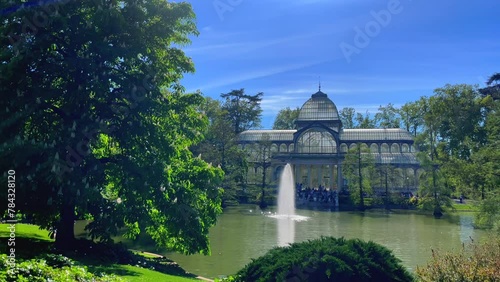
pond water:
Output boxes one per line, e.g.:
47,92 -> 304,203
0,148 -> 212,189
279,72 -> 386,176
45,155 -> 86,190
76,206 -> 486,279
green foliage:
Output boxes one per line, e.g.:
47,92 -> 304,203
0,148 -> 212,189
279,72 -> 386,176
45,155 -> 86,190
479,72 -> 500,100
272,106 -> 300,129
0,254 -> 124,282
375,103 -> 401,128
235,236 -> 413,282
245,134 -> 274,207
475,191 -> 500,232
399,100 -> 425,136
339,107 -> 357,129
0,1 -> 223,253
221,89 -> 263,134
342,144 -> 375,210
215,275 -> 241,282
417,154 -> 452,216
430,84 -> 486,159
355,111 -> 376,129
416,236 -> 500,282
191,97 -> 248,205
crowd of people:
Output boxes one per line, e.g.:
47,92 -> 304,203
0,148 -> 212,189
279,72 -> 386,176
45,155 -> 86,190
295,183 -> 338,204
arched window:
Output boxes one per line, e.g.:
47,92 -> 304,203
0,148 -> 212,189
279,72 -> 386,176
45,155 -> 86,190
360,143 -> 369,151
340,143 -> 348,153
289,143 -> 294,152
402,144 -> 410,153
279,144 -> 287,152
271,144 -> 278,153
391,143 -> 400,153
381,143 -> 389,153
296,128 -> 337,154
370,143 -> 379,153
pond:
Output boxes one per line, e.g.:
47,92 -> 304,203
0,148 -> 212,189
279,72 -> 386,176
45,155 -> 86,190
77,205 -> 486,279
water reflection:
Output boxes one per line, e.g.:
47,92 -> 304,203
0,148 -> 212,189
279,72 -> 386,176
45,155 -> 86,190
277,217 -> 295,247
269,214 -> 309,247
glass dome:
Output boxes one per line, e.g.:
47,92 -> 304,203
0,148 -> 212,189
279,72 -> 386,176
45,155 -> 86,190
296,90 -> 340,121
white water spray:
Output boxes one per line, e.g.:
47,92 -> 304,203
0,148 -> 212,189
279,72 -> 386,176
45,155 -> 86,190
277,164 -> 295,216
270,164 -> 308,246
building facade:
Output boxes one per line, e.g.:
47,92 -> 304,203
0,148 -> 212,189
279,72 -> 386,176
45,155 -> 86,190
238,89 -> 422,196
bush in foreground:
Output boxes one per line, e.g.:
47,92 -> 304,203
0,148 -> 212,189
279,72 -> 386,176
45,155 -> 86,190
0,254 -> 124,282
415,236 -> 500,282
233,236 -> 413,282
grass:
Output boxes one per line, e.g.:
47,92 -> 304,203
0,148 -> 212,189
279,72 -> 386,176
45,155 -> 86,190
88,264 -> 198,282
0,222 -> 53,242
0,223 -> 203,281
451,201 -> 479,212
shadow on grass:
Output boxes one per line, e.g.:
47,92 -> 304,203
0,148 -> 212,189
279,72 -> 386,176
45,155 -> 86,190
87,263 -> 143,278
0,232 -> 198,279
0,237 -> 53,259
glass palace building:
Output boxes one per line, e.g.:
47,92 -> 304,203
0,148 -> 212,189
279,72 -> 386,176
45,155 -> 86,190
238,89 -> 422,196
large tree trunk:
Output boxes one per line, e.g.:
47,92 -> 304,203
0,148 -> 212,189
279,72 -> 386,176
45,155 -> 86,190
55,187 -> 76,250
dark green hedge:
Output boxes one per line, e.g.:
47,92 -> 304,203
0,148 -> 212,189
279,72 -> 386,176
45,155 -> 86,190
236,236 -> 413,282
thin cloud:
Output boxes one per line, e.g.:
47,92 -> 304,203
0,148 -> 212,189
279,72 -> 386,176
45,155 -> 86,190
188,59 -> 331,92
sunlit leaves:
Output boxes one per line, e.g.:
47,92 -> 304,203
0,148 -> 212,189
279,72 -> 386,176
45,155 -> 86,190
0,0 -> 223,253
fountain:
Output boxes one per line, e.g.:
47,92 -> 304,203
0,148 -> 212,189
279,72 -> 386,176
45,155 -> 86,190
277,164 -> 296,216
271,163 -> 308,246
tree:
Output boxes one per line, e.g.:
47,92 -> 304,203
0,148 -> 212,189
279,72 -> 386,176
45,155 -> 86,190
241,133 -> 274,208
355,111 -> 376,129
431,84 -> 485,160
0,1 -> 223,254
479,72 -> 500,100
342,144 -> 375,210
191,97 -> 247,206
339,107 -> 356,128
375,103 -> 401,128
399,100 -> 425,136
414,95 -> 453,217
375,164 -> 398,209
474,89 -> 500,228
272,107 -> 300,129
417,153 -> 452,217
221,89 -> 263,134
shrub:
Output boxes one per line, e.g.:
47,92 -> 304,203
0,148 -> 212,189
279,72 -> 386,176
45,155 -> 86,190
415,236 -> 500,282
0,254 -> 124,282
235,236 -> 413,282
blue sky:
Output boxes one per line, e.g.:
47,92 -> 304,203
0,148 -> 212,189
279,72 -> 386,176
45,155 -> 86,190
179,0 -> 500,128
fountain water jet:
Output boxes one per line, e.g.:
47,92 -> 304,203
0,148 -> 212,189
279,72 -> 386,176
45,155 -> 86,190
277,163 -> 295,216
270,163 -> 308,246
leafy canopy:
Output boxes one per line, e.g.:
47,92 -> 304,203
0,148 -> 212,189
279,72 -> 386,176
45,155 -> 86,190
0,0 -> 223,254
